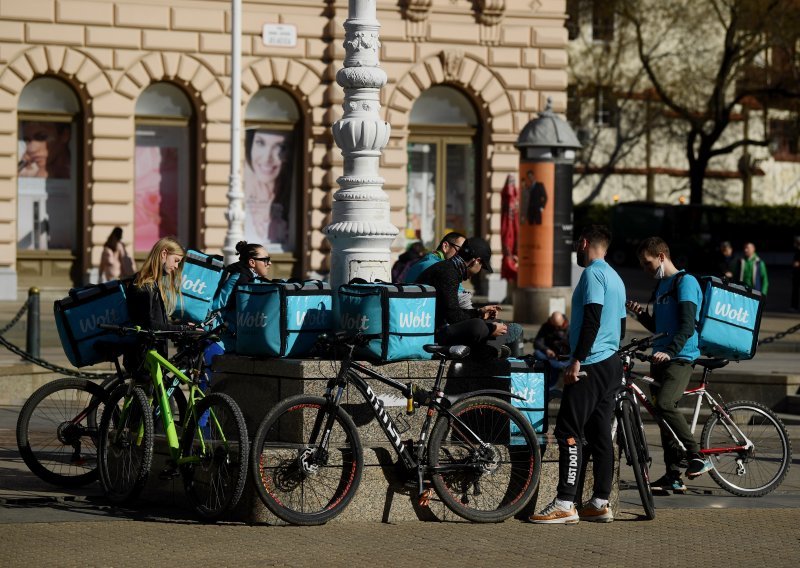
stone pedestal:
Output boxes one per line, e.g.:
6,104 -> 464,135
513,286 -> 573,324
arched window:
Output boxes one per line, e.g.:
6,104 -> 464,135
244,87 -> 301,258
134,83 -> 194,252
17,77 -> 80,252
407,86 -> 479,248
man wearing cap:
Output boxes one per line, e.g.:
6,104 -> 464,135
417,236 -> 520,357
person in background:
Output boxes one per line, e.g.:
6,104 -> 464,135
530,225 -> 625,524
791,237 -> 800,312
736,242 -> 768,295
99,227 -> 136,282
402,232 -> 466,284
716,241 -> 736,279
392,241 -> 426,283
533,311 -> 571,391
627,236 -> 711,496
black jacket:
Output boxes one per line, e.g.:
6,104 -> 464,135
417,259 -> 480,328
127,281 -> 186,332
533,321 -> 570,356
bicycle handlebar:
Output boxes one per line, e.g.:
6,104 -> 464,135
99,323 -> 218,340
618,333 -> 667,354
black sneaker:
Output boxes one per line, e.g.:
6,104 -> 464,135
649,474 -> 687,494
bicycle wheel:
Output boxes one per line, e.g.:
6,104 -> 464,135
618,397 -> 656,520
428,396 -> 541,523
250,395 -> 363,525
701,400 -> 792,497
180,392 -> 249,521
16,377 -> 110,487
98,385 -> 153,503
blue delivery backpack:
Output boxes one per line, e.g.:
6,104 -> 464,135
337,281 -> 436,362
175,250 -> 225,324
696,276 -> 763,360
236,280 -> 333,357
54,280 -> 133,367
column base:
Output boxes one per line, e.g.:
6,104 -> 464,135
513,286 -> 573,324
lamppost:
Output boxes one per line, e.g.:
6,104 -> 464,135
514,99 -> 581,323
324,0 -> 398,290
222,0 -> 244,264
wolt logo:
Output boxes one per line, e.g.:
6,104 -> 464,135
713,301 -> 749,325
181,275 -> 207,296
398,312 -> 431,329
79,308 -> 118,334
237,312 -> 267,328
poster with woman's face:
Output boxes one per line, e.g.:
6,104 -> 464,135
243,128 -> 294,253
17,120 -> 76,250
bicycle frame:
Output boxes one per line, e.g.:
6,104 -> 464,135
320,350 -> 524,491
625,369 -> 755,459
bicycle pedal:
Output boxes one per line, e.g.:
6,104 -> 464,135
418,488 -> 434,508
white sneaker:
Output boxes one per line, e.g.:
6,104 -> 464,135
529,498 -> 579,524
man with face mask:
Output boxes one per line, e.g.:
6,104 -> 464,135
627,236 -> 710,494
530,225 -> 626,524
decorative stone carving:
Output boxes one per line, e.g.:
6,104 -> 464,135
401,0 -> 433,23
440,50 -> 465,82
475,0 -> 505,26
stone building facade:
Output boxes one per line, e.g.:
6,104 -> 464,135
0,0 -> 570,298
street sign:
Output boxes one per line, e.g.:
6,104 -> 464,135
262,24 -> 297,48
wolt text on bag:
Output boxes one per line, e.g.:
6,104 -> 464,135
336,282 -> 436,362
54,280 -> 132,367
696,276 -> 763,360
174,250 -> 224,324
235,280 -> 333,357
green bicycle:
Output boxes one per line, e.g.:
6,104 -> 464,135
97,324 -> 248,521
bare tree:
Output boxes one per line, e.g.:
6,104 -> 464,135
619,0 -> 800,204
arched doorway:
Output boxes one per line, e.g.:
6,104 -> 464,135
134,83 -> 196,254
406,86 -> 480,249
16,76 -> 83,288
244,87 -> 303,278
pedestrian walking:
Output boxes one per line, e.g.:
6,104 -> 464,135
99,227 -> 136,282
736,242 -> 768,295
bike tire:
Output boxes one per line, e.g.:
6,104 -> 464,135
98,385 -> 154,504
180,392 -> 249,521
619,397 -> 656,520
701,400 -> 792,497
428,396 -> 541,523
250,395 -> 363,526
16,377 -> 110,487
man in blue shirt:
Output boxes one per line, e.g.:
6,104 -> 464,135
628,237 -> 711,493
531,225 -> 626,524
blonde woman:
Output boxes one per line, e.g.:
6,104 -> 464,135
127,237 -> 188,333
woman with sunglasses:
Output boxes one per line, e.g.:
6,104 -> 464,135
213,240 -> 272,350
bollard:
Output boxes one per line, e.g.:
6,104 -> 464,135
26,287 -> 40,358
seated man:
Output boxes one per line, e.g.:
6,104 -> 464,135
533,311 -> 571,388
417,236 -> 522,358
402,232 -> 474,309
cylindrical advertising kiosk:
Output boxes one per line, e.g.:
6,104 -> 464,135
513,100 -> 581,324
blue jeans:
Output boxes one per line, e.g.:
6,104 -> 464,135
534,350 -> 569,387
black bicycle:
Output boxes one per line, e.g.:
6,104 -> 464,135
15,314 -> 221,487
249,332 -> 542,525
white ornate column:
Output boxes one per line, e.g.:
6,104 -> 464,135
325,0 -> 398,290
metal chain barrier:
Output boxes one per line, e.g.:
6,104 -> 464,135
0,297 -> 115,380
0,296 -> 29,336
758,322 -> 800,346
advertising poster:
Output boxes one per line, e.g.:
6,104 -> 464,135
17,119 -> 76,250
517,162 -> 555,288
243,128 -> 294,252
134,145 -> 179,251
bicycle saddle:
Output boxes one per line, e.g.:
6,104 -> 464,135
694,358 -> 729,370
423,344 -> 470,360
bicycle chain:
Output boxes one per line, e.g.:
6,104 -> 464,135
757,322 -> 800,345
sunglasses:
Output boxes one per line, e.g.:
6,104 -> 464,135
253,256 -> 272,264
446,241 -> 462,250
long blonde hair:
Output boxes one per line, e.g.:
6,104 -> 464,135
134,237 -> 185,316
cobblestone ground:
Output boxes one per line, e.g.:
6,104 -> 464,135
1,508 -> 799,567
